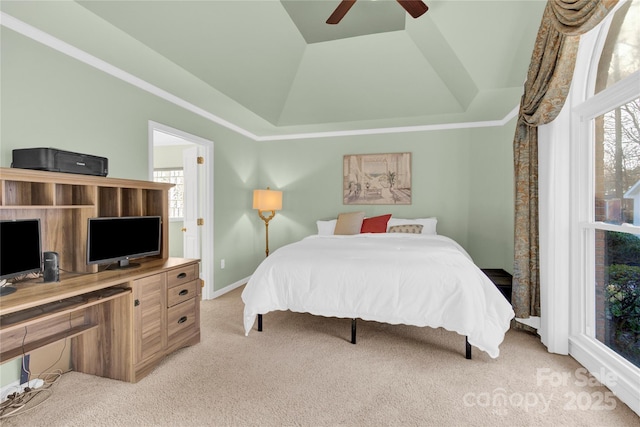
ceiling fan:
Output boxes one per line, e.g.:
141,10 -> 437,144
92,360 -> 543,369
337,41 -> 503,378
326,0 -> 429,25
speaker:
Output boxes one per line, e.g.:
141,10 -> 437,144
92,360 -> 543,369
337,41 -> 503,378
43,251 -> 59,283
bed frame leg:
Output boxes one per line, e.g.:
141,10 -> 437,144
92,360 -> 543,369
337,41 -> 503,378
351,318 -> 357,344
465,336 -> 472,359
258,314 -> 262,332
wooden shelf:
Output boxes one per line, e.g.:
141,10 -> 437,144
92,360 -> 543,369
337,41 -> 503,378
0,287 -> 131,363
0,324 -> 99,363
0,258 -> 192,317
0,205 -> 95,210
0,287 -> 131,332
0,167 -> 172,273
0,168 -> 197,383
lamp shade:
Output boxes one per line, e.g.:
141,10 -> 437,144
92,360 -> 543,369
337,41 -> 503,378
253,189 -> 282,211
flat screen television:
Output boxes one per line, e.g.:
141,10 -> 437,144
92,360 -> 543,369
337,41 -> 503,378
87,216 -> 162,270
0,218 -> 42,296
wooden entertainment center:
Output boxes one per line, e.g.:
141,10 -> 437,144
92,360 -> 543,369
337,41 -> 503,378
0,168 -> 201,382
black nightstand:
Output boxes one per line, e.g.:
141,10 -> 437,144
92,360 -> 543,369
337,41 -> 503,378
481,269 -> 512,304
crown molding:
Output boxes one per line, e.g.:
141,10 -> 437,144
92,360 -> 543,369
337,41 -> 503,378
1,12 -> 519,142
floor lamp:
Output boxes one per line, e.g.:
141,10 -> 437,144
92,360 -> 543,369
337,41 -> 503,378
253,187 -> 283,258
253,187 -> 282,333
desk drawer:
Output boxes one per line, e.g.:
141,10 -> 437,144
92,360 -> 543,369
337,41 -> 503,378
167,298 -> 197,347
167,264 -> 199,288
167,280 -> 198,308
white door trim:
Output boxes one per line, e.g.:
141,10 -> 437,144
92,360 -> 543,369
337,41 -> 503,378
182,146 -> 200,261
148,121 -> 215,300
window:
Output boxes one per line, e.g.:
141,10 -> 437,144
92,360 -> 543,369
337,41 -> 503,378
595,0 -> 640,93
560,0 -> 640,412
587,0 -> 640,369
153,168 -> 184,219
590,99 -> 640,368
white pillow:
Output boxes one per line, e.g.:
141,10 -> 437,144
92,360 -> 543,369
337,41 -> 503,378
387,217 -> 437,235
316,219 -> 337,236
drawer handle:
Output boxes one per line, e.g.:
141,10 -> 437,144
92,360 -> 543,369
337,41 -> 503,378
178,316 -> 188,324
179,289 -> 189,296
177,272 -> 187,279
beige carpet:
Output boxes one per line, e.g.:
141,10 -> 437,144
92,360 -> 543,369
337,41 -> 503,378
1,286 -> 637,426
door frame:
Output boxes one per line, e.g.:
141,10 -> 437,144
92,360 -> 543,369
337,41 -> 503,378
148,120 -> 215,300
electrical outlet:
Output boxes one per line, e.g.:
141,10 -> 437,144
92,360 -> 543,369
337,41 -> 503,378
220,259 -> 225,269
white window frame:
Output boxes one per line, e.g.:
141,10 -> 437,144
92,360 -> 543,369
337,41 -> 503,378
567,15 -> 640,414
153,168 -> 185,221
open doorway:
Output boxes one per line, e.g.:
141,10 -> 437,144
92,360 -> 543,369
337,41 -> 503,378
148,121 -> 214,300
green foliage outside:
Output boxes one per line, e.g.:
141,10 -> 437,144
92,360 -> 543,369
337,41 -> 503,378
604,233 -> 640,367
607,231 -> 640,266
605,265 -> 640,367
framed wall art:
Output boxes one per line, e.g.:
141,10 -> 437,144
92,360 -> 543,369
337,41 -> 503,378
343,152 -> 412,205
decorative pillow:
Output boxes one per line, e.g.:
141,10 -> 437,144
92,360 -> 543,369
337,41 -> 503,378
388,224 -> 424,234
316,219 -> 337,236
334,211 -> 365,235
360,214 -> 392,233
387,217 -> 437,235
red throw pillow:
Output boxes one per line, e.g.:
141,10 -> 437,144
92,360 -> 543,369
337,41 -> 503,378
360,214 -> 392,233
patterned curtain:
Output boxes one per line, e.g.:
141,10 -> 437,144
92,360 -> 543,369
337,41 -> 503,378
513,0 -> 619,320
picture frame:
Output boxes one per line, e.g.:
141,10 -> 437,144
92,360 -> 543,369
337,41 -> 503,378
343,152 -> 412,205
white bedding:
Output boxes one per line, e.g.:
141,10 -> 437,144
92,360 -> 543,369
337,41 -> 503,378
241,234 -> 514,358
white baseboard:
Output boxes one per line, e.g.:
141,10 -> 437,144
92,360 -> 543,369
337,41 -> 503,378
209,276 -> 250,299
515,316 -> 541,330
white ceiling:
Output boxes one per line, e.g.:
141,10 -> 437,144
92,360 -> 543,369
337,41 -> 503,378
3,1 -> 547,138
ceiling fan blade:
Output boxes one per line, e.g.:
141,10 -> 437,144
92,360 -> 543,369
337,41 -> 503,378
396,0 -> 429,19
326,0 -> 357,25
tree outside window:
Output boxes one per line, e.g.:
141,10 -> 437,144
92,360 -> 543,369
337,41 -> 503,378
591,0 -> 640,368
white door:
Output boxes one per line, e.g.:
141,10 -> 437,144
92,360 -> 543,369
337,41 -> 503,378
182,146 -> 200,259
150,121 -> 213,300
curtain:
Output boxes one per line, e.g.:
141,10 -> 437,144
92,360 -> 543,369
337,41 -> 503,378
513,0 -> 619,320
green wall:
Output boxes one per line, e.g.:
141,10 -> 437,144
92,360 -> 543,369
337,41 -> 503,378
0,25 -> 262,388
256,124 -> 515,270
0,14 -> 516,388
0,25 -> 264,281
467,124 -> 515,271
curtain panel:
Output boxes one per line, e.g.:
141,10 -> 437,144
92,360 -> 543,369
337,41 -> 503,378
512,0 -> 619,320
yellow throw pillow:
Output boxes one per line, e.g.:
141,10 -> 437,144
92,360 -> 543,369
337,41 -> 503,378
334,211 -> 365,235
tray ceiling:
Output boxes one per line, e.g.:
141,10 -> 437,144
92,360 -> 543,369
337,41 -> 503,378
2,1 -> 547,137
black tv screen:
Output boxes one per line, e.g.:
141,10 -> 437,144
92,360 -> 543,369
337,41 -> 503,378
87,216 -> 161,269
0,219 -> 42,280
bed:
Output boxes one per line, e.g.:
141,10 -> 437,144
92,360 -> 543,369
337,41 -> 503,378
241,215 -> 514,359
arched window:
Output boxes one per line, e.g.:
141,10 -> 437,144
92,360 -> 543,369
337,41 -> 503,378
595,1 -> 639,93
584,0 -> 639,369
560,0 -> 640,413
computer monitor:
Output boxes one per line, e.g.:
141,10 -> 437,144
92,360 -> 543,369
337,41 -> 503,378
87,216 -> 161,270
0,218 -> 42,296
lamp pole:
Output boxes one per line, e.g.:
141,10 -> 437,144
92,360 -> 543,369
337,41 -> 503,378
258,209 -> 276,257
253,187 -> 282,333
257,209 -> 275,331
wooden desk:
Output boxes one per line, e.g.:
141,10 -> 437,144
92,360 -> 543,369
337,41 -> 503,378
0,257 -> 200,382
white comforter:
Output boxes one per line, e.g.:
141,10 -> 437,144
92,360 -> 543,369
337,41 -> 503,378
242,234 -> 514,358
